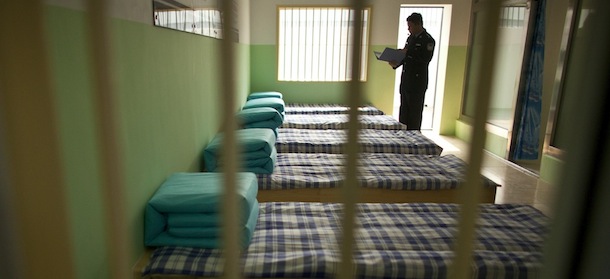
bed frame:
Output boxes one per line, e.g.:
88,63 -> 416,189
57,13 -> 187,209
257,186 -> 497,204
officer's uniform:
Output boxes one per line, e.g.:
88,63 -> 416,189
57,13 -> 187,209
396,29 -> 435,130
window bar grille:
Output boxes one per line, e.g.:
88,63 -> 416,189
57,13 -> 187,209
219,0 -> 241,278
450,1 -> 502,278
278,7 -> 368,82
86,0 -> 130,278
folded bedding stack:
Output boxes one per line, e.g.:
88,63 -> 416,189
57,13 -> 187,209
145,172 -> 259,249
247,91 -> 283,100
236,107 -> 283,137
204,128 -> 277,174
242,97 -> 286,120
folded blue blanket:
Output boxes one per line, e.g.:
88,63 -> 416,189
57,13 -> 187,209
242,148 -> 277,168
237,107 -> 283,128
167,213 -> 220,227
204,129 -> 276,172
207,147 -> 277,174
242,97 -> 285,113
242,148 -> 276,174
168,226 -> 220,238
247,91 -> 283,100
145,172 -> 258,248
147,200 -> 260,249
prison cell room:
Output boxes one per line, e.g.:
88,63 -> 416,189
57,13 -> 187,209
2,0 -> 609,279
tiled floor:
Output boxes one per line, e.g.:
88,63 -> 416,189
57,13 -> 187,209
422,131 -> 555,216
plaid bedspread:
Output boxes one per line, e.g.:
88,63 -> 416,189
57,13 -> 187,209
276,128 -> 443,155
142,202 -> 548,279
281,114 -> 408,130
284,103 -> 385,115
256,153 -> 498,190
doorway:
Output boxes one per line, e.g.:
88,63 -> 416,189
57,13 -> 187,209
393,5 -> 450,131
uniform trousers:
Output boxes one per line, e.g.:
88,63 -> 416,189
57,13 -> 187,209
398,82 -> 427,131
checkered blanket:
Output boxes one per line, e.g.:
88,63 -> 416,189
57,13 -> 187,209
256,153 -> 498,190
142,202 -> 548,279
284,103 -> 385,115
281,114 -> 408,130
276,128 -> 443,155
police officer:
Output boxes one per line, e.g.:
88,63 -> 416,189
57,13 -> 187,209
389,13 -> 435,131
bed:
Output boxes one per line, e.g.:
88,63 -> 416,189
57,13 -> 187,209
281,114 -> 408,130
140,202 -> 548,279
276,128 -> 443,155
284,103 -> 386,115
256,153 -> 498,203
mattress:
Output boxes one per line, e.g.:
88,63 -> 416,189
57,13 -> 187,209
256,153 -> 498,191
281,114 -> 407,130
142,202 -> 548,279
284,103 -> 385,115
276,128 -> 443,155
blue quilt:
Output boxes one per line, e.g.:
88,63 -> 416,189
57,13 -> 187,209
204,128 -> 277,173
247,91 -> 283,100
242,97 -> 285,113
145,172 -> 259,248
237,107 -> 284,128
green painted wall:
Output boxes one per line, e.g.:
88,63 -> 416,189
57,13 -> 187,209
113,18 -> 222,270
455,119 -> 508,158
440,46 -> 467,135
540,154 -> 564,185
46,5 -> 249,278
364,45 -> 398,114
485,133 -> 508,158
46,6 -> 109,279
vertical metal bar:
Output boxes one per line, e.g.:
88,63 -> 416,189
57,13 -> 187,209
85,0 -> 130,277
450,1 -> 501,278
0,1 -> 75,277
339,1 -> 364,279
218,0 -> 240,278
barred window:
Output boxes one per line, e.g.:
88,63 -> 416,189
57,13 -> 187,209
278,7 -> 370,82
500,6 -> 526,28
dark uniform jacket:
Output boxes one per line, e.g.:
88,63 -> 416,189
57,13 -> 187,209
398,29 -> 435,91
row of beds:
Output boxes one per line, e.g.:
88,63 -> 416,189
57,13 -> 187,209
140,94 -> 549,278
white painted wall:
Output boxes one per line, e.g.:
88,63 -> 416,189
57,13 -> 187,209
249,0 -> 472,46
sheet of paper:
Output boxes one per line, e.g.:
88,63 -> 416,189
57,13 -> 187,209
374,47 -> 405,62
